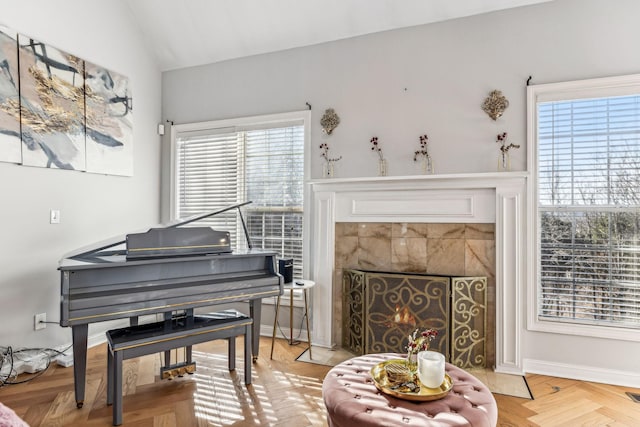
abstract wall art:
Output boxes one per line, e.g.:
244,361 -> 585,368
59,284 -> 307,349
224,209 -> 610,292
0,26 -> 21,164
84,61 -> 132,176
0,25 -> 133,176
18,33 -> 86,171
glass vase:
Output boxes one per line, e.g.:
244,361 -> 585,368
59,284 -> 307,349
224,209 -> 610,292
378,158 -> 387,177
498,151 -> 511,172
323,160 -> 335,178
420,156 -> 434,174
406,353 -> 418,380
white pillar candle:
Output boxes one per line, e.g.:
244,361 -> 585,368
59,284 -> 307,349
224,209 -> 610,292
417,351 -> 445,388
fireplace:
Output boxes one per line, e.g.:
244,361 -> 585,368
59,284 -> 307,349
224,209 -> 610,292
310,173 -> 527,375
342,269 -> 488,368
333,223 -> 495,367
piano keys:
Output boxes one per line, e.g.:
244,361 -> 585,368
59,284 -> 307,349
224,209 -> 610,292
58,202 -> 282,408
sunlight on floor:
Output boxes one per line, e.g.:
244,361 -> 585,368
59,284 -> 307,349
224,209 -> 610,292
191,350 -> 326,426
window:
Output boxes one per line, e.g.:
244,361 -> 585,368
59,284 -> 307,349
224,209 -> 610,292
528,75 -> 640,337
171,111 -> 309,280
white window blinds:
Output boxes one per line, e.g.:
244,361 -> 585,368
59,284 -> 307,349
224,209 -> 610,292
175,120 -> 305,279
537,91 -> 640,328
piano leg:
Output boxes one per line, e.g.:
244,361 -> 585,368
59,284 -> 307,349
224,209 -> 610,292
71,324 -> 88,408
249,300 -> 261,362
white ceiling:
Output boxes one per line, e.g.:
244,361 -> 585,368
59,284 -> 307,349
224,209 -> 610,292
126,0 -> 553,72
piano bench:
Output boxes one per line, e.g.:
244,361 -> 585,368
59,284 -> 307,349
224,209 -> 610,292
106,310 -> 252,426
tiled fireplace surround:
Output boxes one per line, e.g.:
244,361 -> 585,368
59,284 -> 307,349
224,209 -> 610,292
310,172 -> 527,375
335,221 -> 496,367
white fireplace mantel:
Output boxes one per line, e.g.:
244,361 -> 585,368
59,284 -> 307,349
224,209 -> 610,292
309,172 -> 527,375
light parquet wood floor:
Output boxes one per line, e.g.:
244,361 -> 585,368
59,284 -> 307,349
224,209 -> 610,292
1,337 -> 639,426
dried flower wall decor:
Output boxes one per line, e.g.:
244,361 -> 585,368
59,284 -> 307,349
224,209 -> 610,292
482,90 -> 509,121
320,108 -> 340,135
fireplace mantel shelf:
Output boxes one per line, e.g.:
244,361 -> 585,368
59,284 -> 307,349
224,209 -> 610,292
309,171 -> 528,187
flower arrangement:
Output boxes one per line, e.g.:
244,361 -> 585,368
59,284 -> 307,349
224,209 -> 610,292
370,136 -> 387,176
405,327 -> 438,375
320,142 -> 341,162
370,136 -> 383,159
413,134 -> 429,161
406,327 -> 438,358
496,132 -> 519,153
496,132 -> 520,171
413,134 -> 433,174
319,142 -> 342,177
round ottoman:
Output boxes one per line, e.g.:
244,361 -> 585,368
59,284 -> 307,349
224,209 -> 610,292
322,353 -> 497,427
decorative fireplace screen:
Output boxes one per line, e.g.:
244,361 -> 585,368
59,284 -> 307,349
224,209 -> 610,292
342,269 -> 487,368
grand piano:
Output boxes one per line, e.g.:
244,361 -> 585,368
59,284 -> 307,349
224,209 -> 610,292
58,202 -> 283,408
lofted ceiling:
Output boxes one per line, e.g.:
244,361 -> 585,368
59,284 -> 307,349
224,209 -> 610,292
126,0 -> 554,72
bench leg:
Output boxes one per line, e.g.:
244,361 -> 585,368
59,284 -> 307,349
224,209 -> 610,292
112,351 -> 124,426
186,345 -> 193,364
107,347 -> 114,406
228,337 -> 236,371
245,324 -> 252,385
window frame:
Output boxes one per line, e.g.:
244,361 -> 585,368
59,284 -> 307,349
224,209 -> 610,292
169,111 -> 312,305
527,73 -> 640,342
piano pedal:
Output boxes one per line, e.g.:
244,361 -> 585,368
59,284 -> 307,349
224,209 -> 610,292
161,362 -> 197,380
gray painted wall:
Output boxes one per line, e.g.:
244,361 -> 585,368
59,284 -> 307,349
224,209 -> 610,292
162,0 -> 640,381
0,0 -> 162,350
162,0 -> 640,180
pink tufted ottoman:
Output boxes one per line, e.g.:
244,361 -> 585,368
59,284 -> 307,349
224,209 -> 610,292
322,353 -> 497,427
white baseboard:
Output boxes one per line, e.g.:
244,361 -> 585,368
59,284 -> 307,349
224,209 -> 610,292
524,358 -> 640,388
260,324 -> 308,342
494,365 -> 525,376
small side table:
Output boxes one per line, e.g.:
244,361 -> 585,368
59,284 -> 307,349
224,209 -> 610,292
270,279 -> 315,360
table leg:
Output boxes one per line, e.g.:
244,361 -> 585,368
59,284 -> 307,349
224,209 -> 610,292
270,293 -> 282,359
304,289 -> 312,359
289,289 -> 294,345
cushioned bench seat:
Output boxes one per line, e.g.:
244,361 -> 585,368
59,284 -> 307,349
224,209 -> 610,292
106,310 -> 252,426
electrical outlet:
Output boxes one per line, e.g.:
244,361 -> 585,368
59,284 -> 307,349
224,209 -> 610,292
34,313 -> 46,330
50,209 -> 60,224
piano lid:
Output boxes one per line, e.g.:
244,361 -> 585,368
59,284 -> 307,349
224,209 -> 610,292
61,201 -> 252,262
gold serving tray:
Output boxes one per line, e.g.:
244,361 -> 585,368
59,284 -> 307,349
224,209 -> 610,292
370,359 -> 453,402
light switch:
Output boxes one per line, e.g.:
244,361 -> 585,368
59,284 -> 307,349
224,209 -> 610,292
50,209 -> 60,224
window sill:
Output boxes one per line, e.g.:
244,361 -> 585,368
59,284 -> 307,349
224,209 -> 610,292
527,317 -> 640,343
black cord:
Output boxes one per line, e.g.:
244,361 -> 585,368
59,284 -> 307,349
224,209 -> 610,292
1,345 -> 73,387
272,296 -> 308,344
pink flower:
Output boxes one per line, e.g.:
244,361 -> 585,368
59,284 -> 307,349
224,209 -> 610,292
406,327 -> 438,358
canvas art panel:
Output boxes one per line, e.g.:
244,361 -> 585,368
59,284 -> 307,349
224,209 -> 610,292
18,33 -> 86,171
0,26 -> 21,164
84,61 -> 133,176
0,27 -> 133,176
